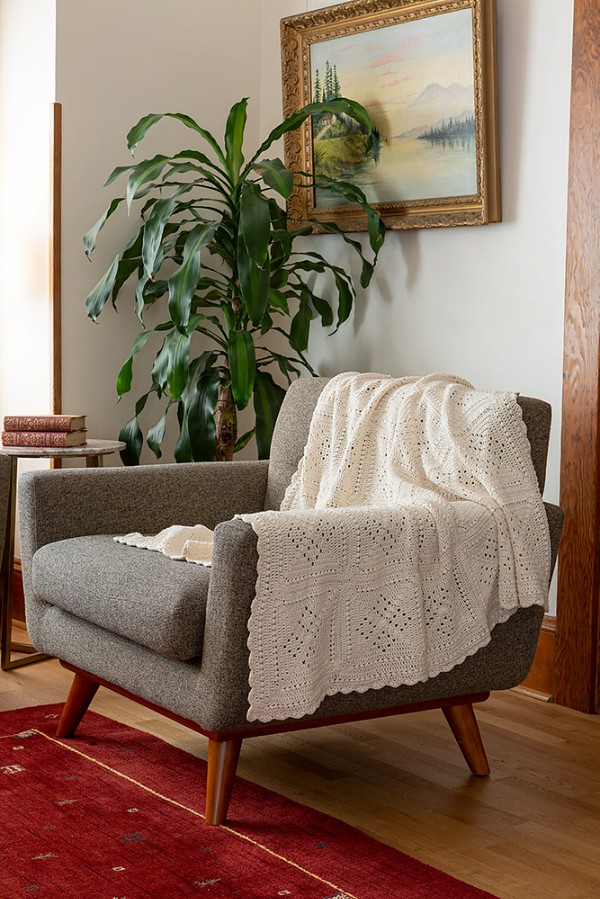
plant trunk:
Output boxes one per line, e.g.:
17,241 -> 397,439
214,384 -> 237,462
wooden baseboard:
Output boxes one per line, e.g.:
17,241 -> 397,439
514,614 -> 556,701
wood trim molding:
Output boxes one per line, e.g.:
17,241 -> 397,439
555,0 -> 600,713
50,102 -> 62,471
50,101 -> 62,416
515,614 -> 556,702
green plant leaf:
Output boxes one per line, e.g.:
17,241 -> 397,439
119,417 -> 144,465
126,155 -> 170,210
85,255 -> 120,321
166,331 -> 191,400
260,311 -> 273,335
84,197 -> 124,256
240,181 -> 270,266
104,164 -> 135,187
228,329 -> 256,410
142,186 -> 191,278
253,370 -> 286,460
253,158 -> 294,199
224,98 -> 248,183
167,222 -> 218,331
236,240 -> 270,326
150,329 -> 190,399
234,428 -> 255,453
310,292 -> 334,327
116,329 -> 154,397
174,408 -> 192,462
309,218 -> 376,289
221,302 -> 236,336
118,387 -> 153,467
316,176 -> 386,260
367,206 -> 386,257
126,112 -> 225,166
334,272 -> 354,330
268,288 -> 289,314
187,369 -> 220,461
147,406 -> 171,459
111,230 -> 144,308
289,303 -> 311,353
270,266 -> 290,290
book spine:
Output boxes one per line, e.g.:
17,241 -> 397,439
1,431 -> 85,448
3,415 -> 84,432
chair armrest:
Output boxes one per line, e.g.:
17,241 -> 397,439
201,518 -> 259,728
18,460 -> 269,594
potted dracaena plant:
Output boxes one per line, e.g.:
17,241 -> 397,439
85,96 -> 385,463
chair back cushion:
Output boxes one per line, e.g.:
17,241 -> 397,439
263,378 -> 327,510
264,377 -> 552,510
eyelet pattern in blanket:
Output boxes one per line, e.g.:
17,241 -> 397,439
241,373 -> 551,723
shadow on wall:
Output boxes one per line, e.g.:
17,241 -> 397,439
496,0 -> 532,223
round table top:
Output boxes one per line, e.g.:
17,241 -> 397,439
0,438 -> 126,459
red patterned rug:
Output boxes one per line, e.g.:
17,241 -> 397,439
0,705 -> 497,898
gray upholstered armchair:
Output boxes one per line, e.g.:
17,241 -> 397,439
18,379 -> 563,825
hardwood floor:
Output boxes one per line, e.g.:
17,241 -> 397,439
2,656 -> 599,898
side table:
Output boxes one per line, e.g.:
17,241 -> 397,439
0,439 -> 125,670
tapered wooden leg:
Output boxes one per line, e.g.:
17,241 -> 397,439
205,737 -> 242,825
443,702 -> 490,776
55,671 -> 100,738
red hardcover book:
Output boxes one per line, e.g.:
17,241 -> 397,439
1,430 -> 87,448
3,414 -> 86,432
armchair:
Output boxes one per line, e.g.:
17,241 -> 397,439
18,378 -> 563,825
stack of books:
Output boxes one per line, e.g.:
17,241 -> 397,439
2,414 -> 87,448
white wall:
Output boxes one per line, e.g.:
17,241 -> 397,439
0,0 -> 55,420
56,0 -> 263,460
0,0 -> 56,553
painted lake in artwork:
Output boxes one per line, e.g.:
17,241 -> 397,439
310,7 -> 478,207
315,132 -> 477,206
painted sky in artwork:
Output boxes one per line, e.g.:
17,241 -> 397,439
310,9 -> 475,137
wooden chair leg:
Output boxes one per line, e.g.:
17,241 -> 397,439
55,671 -> 100,738
205,737 -> 242,825
443,702 -> 490,776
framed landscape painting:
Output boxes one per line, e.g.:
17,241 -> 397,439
281,0 -> 501,231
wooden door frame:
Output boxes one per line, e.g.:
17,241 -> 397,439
50,102 -> 62,416
555,0 -> 600,713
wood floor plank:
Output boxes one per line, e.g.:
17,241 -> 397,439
1,658 -> 599,898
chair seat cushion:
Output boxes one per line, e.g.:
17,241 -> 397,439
32,535 -> 211,661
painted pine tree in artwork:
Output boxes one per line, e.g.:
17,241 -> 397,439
312,60 -> 343,104
333,65 -> 341,99
313,68 -> 322,103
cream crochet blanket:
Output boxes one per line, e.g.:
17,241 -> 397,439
241,373 -> 551,723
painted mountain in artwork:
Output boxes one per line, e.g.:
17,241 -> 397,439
407,82 -> 474,114
393,82 -> 475,138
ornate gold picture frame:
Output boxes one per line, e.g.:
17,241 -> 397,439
281,0 -> 500,231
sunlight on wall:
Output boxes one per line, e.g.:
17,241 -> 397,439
0,0 -> 56,554
0,0 -> 56,420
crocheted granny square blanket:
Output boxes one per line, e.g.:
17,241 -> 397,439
242,372 -> 551,723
